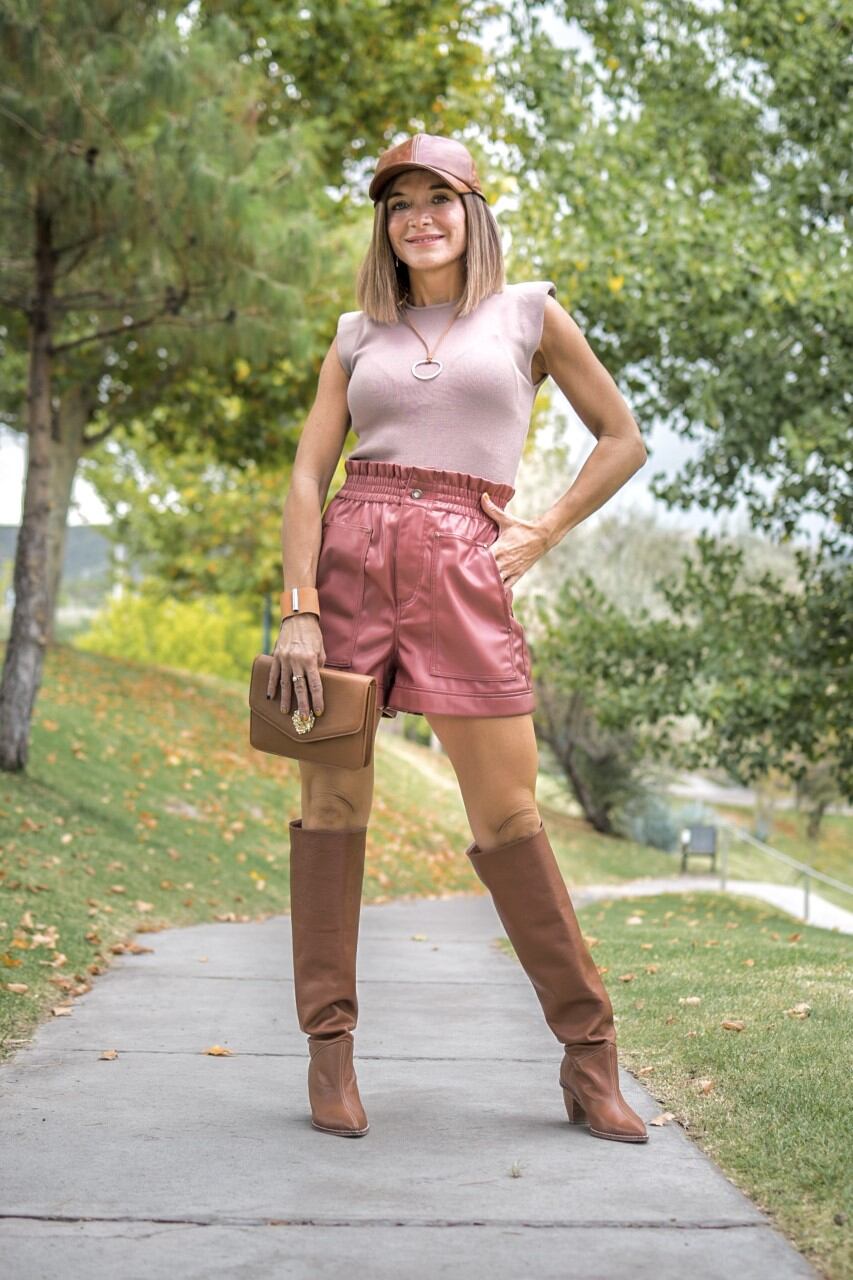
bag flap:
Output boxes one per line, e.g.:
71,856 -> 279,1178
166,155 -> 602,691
248,654 -> 373,743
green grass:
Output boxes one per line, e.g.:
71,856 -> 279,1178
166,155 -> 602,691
3,645 -> 850,1276
498,891 -> 851,1280
0,643 -> 671,1059
711,804 -> 853,914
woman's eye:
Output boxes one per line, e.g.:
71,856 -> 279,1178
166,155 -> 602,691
391,195 -> 450,211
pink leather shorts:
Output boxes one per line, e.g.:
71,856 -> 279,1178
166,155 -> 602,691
315,458 -> 535,718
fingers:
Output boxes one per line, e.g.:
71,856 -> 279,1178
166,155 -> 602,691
266,652 -> 281,702
287,665 -> 324,718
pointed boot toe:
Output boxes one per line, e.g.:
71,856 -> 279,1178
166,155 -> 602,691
560,1043 -> 648,1143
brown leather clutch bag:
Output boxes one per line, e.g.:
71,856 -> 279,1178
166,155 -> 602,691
248,654 -> 377,770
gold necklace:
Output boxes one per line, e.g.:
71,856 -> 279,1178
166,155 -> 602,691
399,300 -> 461,380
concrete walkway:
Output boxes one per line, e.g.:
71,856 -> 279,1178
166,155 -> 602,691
578,875 -> 853,934
0,891 -> 818,1279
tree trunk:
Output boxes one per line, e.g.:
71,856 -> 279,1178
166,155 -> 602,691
45,388 -> 94,644
0,199 -> 55,771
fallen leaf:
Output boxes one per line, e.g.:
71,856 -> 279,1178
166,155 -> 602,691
203,1044 -> 234,1056
626,916 -> 643,926
618,972 -> 636,982
645,963 -> 659,973
679,996 -> 702,1006
100,1049 -> 118,1060
743,958 -> 755,967
5,982 -> 29,994
788,933 -> 802,943
721,1019 -> 745,1032
785,1003 -> 812,1019
51,1005 -> 73,1016
697,1078 -> 715,1095
411,934 -> 428,941
649,1111 -> 674,1126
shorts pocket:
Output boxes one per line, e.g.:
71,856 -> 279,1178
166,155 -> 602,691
316,520 -> 372,666
429,531 -> 517,681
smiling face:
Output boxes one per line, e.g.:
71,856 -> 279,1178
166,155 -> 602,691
384,169 -> 468,282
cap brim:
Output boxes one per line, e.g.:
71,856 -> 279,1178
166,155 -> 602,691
369,162 -> 471,203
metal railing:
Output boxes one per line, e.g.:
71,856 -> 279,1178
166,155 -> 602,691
714,817 -> 853,923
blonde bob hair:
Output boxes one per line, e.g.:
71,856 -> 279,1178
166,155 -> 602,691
355,180 -> 506,326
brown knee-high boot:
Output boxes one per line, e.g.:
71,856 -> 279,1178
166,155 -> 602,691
465,821 -> 648,1143
288,818 -> 369,1137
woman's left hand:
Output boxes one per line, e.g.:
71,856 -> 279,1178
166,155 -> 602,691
480,492 -> 550,590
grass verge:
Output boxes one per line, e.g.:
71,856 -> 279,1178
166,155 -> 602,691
500,890 -> 851,1279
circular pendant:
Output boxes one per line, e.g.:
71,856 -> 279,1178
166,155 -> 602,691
412,358 -> 442,381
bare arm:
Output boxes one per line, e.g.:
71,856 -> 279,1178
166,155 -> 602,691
530,296 -> 648,550
267,334 -> 351,715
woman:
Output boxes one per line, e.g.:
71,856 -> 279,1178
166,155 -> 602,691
270,133 -> 649,1143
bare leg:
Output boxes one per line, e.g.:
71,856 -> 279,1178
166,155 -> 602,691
297,702 -> 385,829
423,711 -> 541,847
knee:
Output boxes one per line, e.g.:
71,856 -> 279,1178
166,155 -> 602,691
303,786 -> 362,830
478,800 -> 541,849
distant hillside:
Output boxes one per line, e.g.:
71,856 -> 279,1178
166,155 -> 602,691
1,522 -> 114,587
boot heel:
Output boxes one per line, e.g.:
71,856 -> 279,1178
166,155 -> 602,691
562,1085 -> 587,1124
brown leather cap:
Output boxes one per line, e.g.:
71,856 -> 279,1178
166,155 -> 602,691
369,133 -> 487,204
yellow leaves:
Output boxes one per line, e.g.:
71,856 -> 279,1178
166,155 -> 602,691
109,941 -> 154,955
721,1019 -> 746,1032
607,274 -> 625,294
786,1003 -> 812,1019
4,982 -> 29,994
100,1049 -> 118,1060
220,395 -> 243,422
645,963 -> 659,974
411,933 -> 428,942
697,1078 -> 715,1095
108,885 -> 127,895
40,719 -> 60,732
1,952 -> 23,968
618,972 -> 636,982
233,357 -> 251,382
203,1044 -> 233,1056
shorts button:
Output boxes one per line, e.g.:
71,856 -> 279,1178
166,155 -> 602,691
410,488 -> 423,498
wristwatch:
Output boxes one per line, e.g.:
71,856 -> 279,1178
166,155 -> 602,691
280,586 -> 321,622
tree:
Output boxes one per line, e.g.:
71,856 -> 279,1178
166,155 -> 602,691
0,1 -> 327,769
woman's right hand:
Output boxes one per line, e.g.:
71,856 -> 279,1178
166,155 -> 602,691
267,613 -> 326,717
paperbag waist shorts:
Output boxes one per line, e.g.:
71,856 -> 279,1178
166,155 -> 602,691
315,458 -> 535,718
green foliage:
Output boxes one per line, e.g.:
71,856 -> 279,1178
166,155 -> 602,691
74,584 -> 260,681
503,0 -> 851,545
528,530 -> 852,818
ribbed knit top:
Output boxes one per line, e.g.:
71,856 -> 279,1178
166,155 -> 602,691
334,281 -> 557,488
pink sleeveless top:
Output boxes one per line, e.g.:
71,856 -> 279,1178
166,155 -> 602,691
334,281 -> 557,487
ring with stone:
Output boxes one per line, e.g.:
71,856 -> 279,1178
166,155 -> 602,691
292,674 -> 304,683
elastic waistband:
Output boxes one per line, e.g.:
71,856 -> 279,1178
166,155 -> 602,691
338,458 -> 515,510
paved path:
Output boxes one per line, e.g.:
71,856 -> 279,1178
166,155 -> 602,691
578,875 -> 853,934
0,892 -> 817,1279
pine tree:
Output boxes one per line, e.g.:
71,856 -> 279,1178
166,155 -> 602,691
0,1 -> 324,769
